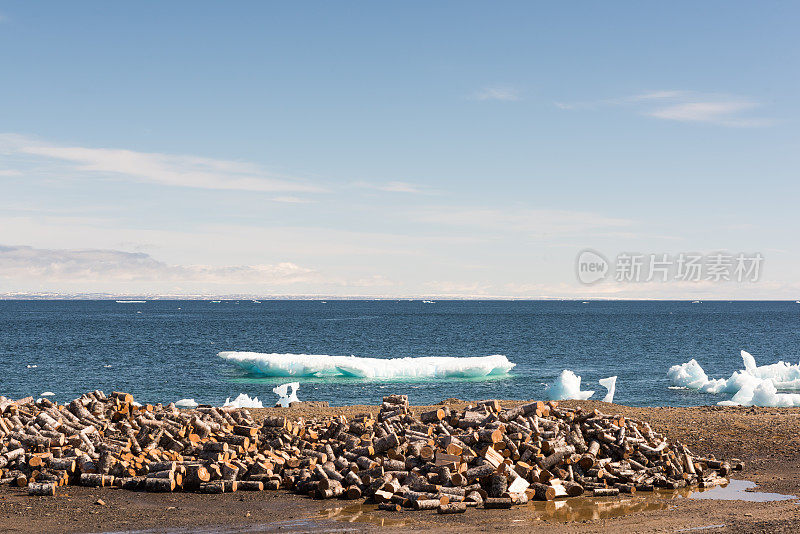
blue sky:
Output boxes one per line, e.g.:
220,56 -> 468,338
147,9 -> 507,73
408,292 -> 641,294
0,2 -> 798,297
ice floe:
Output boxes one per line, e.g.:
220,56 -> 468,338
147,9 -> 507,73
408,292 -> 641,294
218,352 -> 515,379
175,398 -> 199,408
223,393 -> 263,409
546,370 -> 595,400
273,382 -> 300,407
40,391 -> 55,397
599,376 -> 617,403
668,350 -> 800,406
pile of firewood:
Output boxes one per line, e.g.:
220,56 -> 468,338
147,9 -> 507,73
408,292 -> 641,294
0,391 -> 741,513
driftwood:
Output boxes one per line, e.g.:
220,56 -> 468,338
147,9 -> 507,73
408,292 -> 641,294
0,391 -> 741,516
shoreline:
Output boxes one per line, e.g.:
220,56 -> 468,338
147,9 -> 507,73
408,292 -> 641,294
2,400 -> 800,533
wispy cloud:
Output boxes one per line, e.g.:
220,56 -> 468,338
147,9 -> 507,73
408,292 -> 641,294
630,90 -> 690,101
556,90 -> 774,127
645,101 -> 770,126
412,207 -> 631,237
269,196 -> 318,204
0,244 -> 319,285
469,85 -> 521,102
0,169 -> 22,176
352,181 -> 425,194
0,134 -> 325,194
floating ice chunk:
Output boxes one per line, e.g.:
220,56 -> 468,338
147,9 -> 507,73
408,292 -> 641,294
752,381 -> 800,407
717,378 -> 800,407
670,349 -> 800,407
27,364 -> 37,369
741,350 -> 757,372
599,376 -> 617,403
669,351 -> 800,392
667,359 -> 709,389
546,370 -> 595,401
273,382 -> 300,407
175,398 -> 199,408
40,391 -> 55,397
335,355 -> 515,379
219,352 -> 515,379
223,393 -> 263,409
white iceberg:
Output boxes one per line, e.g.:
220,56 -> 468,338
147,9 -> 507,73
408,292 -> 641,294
175,398 -> 199,408
599,376 -> 617,403
223,393 -> 263,409
667,350 -> 800,407
218,352 -> 515,379
718,379 -> 800,407
40,391 -> 55,397
546,370 -> 595,401
273,382 -> 300,407
666,359 -> 711,390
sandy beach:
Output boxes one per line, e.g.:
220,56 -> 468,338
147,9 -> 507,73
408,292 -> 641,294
2,400 -> 799,533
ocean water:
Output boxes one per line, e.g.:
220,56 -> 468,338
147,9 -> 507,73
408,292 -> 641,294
1,300 -> 798,407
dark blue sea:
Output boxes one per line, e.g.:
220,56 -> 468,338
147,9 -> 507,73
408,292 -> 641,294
2,300 -> 798,407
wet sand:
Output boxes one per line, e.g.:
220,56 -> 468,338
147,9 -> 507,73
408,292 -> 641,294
2,401 -> 800,533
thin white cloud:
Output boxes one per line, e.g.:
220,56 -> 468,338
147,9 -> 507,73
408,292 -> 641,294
470,86 -> 521,102
0,133 -> 325,193
0,169 -> 22,176
646,101 -> 771,126
352,181 -> 424,194
630,90 -> 690,101
556,90 -> 774,127
270,196 -> 318,204
0,244 -> 319,285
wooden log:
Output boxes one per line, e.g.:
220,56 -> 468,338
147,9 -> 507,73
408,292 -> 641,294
197,481 -> 225,493
420,409 -> 445,423
80,473 -> 113,487
183,464 -> 210,489
413,499 -> 444,510
483,497 -> 513,509
28,482 -> 56,496
563,480 -> 584,496
488,474 -> 507,498
531,483 -> 555,501
238,480 -> 264,491
144,477 -> 175,492
438,503 -> 467,514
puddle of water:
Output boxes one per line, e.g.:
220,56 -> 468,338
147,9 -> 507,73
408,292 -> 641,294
687,479 -> 796,502
522,479 -> 795,521
318,504 -> 407,527
317,479 -> 796,527
675,525 -> 726,532
526,495 -> 671,521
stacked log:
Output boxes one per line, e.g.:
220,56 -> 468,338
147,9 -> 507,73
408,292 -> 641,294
0,392 -> 741,514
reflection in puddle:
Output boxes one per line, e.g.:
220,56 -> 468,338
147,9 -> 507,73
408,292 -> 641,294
524,479 -> 795,521
319,480 -> 796,526
318,504 -> 407,527
526,495 -> 672,521
687,479 -> 796,502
